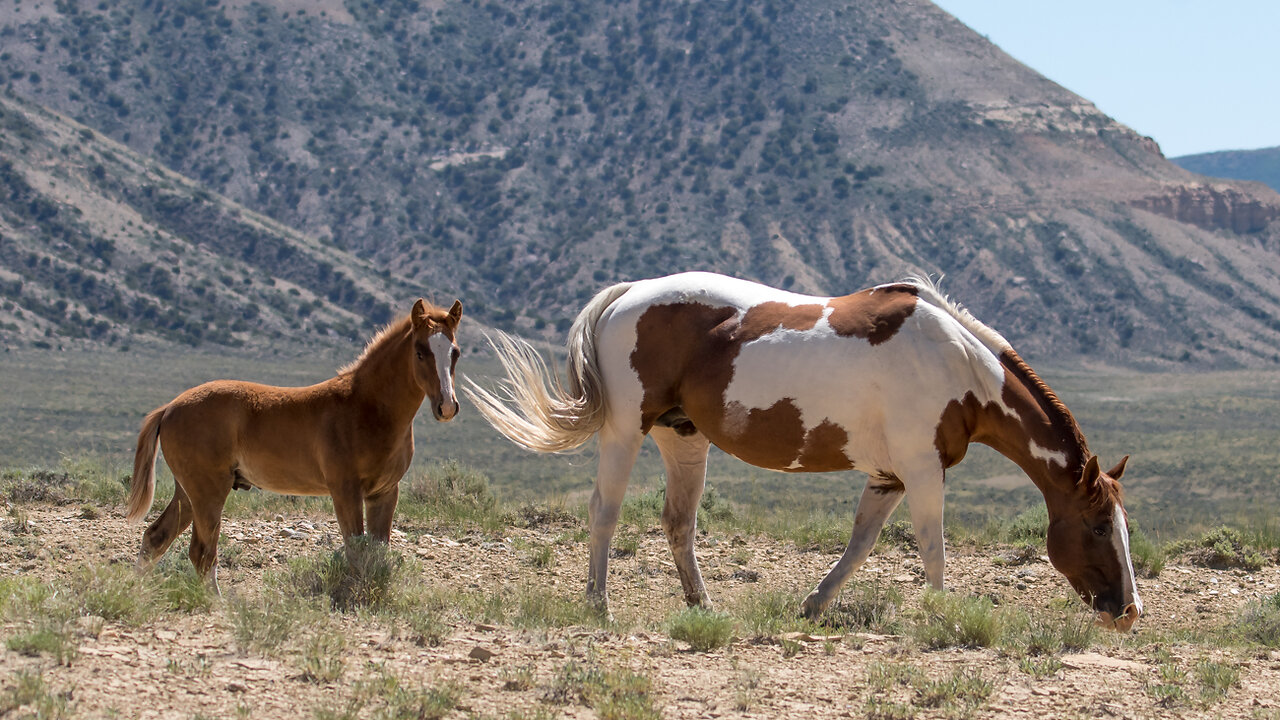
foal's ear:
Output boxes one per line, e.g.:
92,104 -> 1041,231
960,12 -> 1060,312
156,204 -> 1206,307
1106,455 -> 1129,480
448,299 -> 463,324
1080,455 -> 1101,487
411,299 -> 433,329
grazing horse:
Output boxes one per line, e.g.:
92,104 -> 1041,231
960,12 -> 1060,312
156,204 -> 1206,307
467,272 -> 1142,631
125,298 -> 463,587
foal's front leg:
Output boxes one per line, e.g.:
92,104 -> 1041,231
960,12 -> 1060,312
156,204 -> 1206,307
365,485 -> 400,543
331,480 -> 366,539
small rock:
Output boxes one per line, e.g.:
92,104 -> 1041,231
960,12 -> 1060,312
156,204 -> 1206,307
469,646 -> 497,662
227,682 -> 248,693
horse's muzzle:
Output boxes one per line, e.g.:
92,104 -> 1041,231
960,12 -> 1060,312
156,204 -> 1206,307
1095,602 -> 1141,633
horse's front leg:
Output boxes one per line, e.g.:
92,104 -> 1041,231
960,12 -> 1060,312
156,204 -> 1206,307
902,467 -> 947,590
330,478 -> 366,540
586,427 -> 643,616
364,484 -> 399,543
801,475 -> 905,618
652,427 -> 713,608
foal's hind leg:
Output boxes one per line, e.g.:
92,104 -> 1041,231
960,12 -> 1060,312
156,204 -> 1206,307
138,482 -> 194,570
184,474 -> 232,594
651,427 -> 713,608
801,475 -> 905,618
586,426 -> 644,615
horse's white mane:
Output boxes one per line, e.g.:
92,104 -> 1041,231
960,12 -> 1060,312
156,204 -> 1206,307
901,274 -> 1013,356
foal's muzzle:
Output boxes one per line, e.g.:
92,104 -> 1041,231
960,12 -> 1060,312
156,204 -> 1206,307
435,399 -> 459,421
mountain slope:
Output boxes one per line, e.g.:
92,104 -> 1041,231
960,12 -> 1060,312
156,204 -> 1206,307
0,92 -> 411,350
3,0 -> 1280,365
1173,146 -> 1280,194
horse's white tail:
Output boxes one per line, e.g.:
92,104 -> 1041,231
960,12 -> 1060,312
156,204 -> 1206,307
125,405 -> 166,523
464,281 -> 634,453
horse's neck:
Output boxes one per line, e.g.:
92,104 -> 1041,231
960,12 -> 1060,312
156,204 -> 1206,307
976,353 -> 1088,500
349,334 -> 424,422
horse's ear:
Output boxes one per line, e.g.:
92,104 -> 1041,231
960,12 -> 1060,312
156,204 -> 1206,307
1106,455 -> 1129,480
448,300 -> 463,324
411,299 -> 431,329
1080,455 -> 1100,487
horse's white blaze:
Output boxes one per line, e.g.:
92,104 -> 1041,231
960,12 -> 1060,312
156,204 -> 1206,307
1113,504 -> 1143,614
428,332 -> 457,411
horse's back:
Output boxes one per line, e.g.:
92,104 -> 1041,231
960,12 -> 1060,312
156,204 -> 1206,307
593,272 -> 1006,473
156,379 -> 336,488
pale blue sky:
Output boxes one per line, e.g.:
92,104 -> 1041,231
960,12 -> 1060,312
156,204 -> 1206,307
931,1 -> 1280,157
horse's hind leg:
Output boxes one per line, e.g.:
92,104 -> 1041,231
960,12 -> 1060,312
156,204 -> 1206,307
651,427 -> 713,608
138,481 -> 194,570
586,426 -> 644,615
801,475 -> 905,618
185,474 -> 232,594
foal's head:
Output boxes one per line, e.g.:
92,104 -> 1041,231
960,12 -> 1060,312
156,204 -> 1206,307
409,298 -> 463,421
1045,455 -> 1143,632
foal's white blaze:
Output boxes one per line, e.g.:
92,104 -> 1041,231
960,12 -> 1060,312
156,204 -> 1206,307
1114,504 -> 1143,616
428,331 -> 458,418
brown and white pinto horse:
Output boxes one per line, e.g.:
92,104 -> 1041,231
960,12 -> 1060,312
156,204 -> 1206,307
467,272 -> 1142,631
125,298 -> 463,588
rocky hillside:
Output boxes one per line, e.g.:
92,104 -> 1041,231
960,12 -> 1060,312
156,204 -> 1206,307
0,92 -> 410,349
3,0 -> 1280,365
1174,146 -> 1280,194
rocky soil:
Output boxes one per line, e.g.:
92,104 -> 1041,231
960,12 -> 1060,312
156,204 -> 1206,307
3,504 -> 1279,720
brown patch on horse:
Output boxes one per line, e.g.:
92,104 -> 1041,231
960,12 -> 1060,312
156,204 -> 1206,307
797,420 -> 854,471
738,301 -> 825,340
630,298 -> 879,471
826,284 -> 918,345
932,348 -> 1096,498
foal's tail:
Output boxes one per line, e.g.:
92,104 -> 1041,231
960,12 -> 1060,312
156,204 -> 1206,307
464,281 -> 633,453
124,405 -> 166,523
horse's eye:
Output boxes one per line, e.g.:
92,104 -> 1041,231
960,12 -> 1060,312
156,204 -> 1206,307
416,350 -> 425,361
1093,525 -> 1108,537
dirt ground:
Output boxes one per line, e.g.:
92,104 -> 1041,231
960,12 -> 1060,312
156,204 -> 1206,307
3,503 -> 1279,720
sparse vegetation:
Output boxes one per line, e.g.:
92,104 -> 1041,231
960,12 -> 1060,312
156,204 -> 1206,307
666,606 -> 735,652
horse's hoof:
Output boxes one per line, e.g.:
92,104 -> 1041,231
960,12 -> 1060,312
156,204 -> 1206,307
799,593 -> 825,619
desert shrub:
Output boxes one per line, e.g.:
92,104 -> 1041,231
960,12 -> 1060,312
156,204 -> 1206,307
546,661 -> 659,720
1128,522 -> 1166,577
1235,592 -> 1280,647
732,589 -> 806,637
666,606 -> 735,651
1172,526 -> 1268,571
228,588 -> 315,654
1195,659 -> 1240,702
913,590 -> 1007,649
299,630 -> 346,683
400,460 -> 500,527
284,536 -> 407,612
821,581 -> 902,633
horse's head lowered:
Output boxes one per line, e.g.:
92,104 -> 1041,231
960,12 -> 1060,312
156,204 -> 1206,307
410,298 -> 463,421
1045,455 -> 1142,632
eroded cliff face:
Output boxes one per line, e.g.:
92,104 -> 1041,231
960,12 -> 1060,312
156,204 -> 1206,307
1131,184 -> 1280,235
